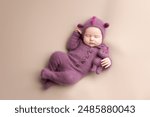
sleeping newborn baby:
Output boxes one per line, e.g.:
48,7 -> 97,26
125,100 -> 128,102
41,16 -> 112,89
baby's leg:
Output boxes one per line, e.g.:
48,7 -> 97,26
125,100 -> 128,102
41,68 -> 82,85
48,51 -> 71,71
41,51 -> 81,87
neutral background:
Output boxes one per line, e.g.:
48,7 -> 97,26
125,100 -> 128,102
0,0 -> 150,99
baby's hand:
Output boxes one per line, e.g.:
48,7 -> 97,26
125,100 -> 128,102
101,57 -> 111,68
75,27 -> 82,34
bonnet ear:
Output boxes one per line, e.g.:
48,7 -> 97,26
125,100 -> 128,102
103,23 -> 109,28
77,24 -> 84,28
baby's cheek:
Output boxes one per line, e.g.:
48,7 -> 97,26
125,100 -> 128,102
83,37 -> 90,44
96,39 -> 102,45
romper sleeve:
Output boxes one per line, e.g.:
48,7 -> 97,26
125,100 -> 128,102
66,31 -> 81,51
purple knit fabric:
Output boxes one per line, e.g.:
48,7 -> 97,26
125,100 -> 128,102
91,44 -> 109,74
40,16 -> 111,89
78,16 -> 109,39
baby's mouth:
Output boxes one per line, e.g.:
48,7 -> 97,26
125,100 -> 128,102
89,42 -> 96,47
89,42 -> 95,45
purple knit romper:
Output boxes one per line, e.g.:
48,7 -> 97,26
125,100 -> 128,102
41,16 -> 110,89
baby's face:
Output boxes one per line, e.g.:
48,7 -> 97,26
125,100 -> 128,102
83,27 -> 102,47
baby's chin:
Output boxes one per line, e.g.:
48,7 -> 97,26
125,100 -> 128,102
88,43 -> 100,47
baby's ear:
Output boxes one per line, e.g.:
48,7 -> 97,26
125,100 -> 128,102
103,23 -> 109,28
77,24 -> 84,28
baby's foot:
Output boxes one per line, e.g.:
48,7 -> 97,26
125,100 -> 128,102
41,68 -> 53,79
43,81 -> 55,89
40,76 -> 56,89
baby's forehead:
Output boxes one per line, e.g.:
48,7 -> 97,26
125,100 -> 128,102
85,27 -> 102,34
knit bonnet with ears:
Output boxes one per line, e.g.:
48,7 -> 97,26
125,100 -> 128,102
77,16 -> 109,39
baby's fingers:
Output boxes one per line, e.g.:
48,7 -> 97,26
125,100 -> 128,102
104,64 -> 111,68
101,61 -> 109,67
101,57 -> 111,68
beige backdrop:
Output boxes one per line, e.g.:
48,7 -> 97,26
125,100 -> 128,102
0,0 -> 150,99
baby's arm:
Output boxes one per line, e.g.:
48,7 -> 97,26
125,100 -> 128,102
66,28 -> 82,51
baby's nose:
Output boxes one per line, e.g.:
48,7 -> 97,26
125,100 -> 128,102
90,36 -> 94,41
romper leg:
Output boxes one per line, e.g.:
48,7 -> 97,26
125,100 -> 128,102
41,68 -> 82,85
41,51 -> 81,88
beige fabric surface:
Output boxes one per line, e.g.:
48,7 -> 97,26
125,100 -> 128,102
0,0 -> 150,99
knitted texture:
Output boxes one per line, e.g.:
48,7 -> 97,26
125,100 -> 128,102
41,17 -> 110,89
78,16 -> 109,38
